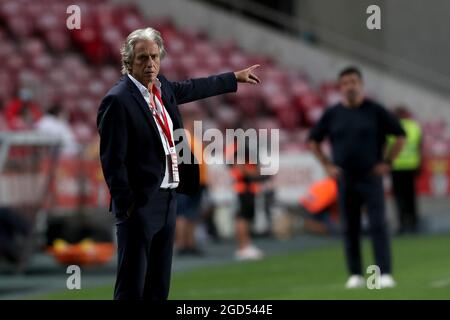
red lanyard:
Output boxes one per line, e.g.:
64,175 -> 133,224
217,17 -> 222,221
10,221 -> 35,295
148,86 -> 174,148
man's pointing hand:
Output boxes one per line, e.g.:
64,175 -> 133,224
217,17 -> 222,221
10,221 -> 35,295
234,64 -> 261,84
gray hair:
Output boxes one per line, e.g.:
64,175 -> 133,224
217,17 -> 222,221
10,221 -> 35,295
120,27 -> 166,75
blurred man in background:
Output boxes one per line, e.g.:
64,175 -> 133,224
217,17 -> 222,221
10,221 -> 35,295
227,141 -> 267,260
0,207 -> 31,265
5,88 -> 42,131
298,177 -> 339,235
35,104 -> 80,157
308,66 -> 406,289
175,116 -> 208,256
388,106 -> 423,234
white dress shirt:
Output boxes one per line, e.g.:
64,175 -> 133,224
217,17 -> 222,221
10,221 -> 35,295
128,74 -> 179,189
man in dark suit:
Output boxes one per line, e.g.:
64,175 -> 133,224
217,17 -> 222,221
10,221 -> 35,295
97,27 -> 260,300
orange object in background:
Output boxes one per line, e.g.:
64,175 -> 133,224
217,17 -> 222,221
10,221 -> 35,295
230,164 -> 262,194
299,177 -> 338,214
47,238 -> 115,266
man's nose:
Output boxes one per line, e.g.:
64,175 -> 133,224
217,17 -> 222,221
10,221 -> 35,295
148,57 -> 157,68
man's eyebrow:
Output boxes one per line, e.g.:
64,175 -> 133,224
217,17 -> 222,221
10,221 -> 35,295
136,52 -> 158,58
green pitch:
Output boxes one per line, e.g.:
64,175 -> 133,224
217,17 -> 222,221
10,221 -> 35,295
35,234 -> 450,300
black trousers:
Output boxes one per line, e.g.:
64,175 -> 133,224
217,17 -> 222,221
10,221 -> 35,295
391,170 -> 418,233
237,191 -> 256,221
114,189 -> 177,300
338,173 -> 392,275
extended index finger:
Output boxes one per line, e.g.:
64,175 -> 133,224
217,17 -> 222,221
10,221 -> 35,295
247,64 -> 260,72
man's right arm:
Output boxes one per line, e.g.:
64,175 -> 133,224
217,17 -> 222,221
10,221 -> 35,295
308,109 -> 341,179
308,141 -> 341,179
97,95 -> 133,216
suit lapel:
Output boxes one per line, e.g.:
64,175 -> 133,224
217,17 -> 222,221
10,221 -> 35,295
126,76 -> 161,138
125,75 -> 183,145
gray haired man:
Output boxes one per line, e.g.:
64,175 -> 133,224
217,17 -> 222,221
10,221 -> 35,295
97,27 -> 260,300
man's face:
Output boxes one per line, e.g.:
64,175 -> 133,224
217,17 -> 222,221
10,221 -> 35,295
130,39 -> 160,87
339,73 -> 363,106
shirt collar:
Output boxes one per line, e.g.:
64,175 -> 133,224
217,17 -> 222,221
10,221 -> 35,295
127,73 -> 162,96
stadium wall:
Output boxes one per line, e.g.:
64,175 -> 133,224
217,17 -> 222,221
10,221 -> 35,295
295,0 -> 450,92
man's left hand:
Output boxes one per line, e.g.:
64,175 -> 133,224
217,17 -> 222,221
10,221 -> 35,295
234,65 -> 261,84
373,162 -> 391,176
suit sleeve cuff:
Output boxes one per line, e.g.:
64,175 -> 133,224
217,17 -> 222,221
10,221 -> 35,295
223,72 -> 238,93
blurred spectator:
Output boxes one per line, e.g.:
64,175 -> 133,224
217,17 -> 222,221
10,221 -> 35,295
0,207 -> 31,264
176,117 -> 207,256
387,106 -> 423,234
227,140 -> 267,261
35,104 -> 80,157
308,66 -> 405,289
298,177 -> 339,235
4,88 -> 42,130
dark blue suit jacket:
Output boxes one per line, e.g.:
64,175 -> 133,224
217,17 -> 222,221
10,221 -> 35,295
97,72 -> 237,216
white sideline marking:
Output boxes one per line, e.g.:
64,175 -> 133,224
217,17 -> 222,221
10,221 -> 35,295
430,278 -> 450,288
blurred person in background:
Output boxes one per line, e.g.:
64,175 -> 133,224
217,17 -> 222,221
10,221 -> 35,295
228,141 -> 266,260
175,115 -> 208,256
97,27 -> 260,300
387,106 -> 423,235
261,170 -> 276,237
0,207 -> 31,264
308,66 -> 406,289
4,88 -> 42,130
35,104 -> 80,157
298,177 -> 339,235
